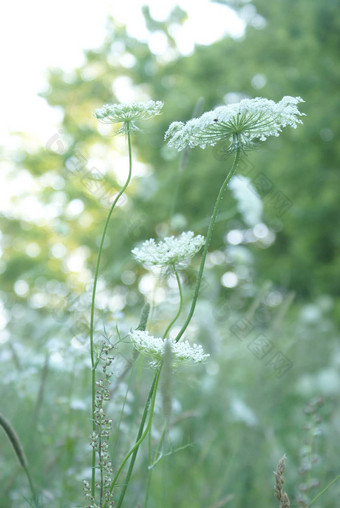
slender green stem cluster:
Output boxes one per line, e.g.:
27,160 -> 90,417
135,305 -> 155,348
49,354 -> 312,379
88,132 -> 132,499
84,95 -> 305,507
112,266 -> 184,506
115,150 -> 241,506
107,367 -> 161,508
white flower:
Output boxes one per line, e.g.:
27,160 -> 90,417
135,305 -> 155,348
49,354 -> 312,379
229,175 -> 263,226
95,100 -> 163,134
132,231 -> 205,269
165,96 -> 305,151
130,330 -> 209,367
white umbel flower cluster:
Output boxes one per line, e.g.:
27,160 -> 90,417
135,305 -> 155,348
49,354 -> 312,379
132,231 -> 205,269
95,100 -> 163,134
165,96 -> 305,151
130,330 -> 209,367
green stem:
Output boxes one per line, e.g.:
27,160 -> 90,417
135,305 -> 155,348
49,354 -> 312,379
111,149 -> 241,506
163,267 -> 183,338
142,267 -> 183,506
99,431 -> 104,507
106,148 -> 240,506
306,474 -> 340,507
90,131 -> 133,496
144,422 -> 167,508
174,147 -> 241,343
144,426 -> 153,508
109,367 -> 162,507
23,466 -> 38,507
113,268 -> 182,507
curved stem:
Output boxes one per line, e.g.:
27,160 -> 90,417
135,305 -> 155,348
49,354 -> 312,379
163,267 -> 183,338
24,466 -> 38,507
109,367 -> 162,506
90,131 -> 133,496
175,147 -> 241,343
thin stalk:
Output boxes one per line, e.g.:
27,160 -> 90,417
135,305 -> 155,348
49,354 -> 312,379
108,367 -> 162,507
141,266 -> 183,507
144,425 -> 153,508
23,466 -> 38,507
90,131 -> 133,496
110,304 -> 150,398
113,149 -> 241,506
142,267 -> 182,507
163,267 -> 183,338
175,147 -> 241,343
144,422 -> 167,508
306,475 -> 340,507
0,413 -> 37,505
111,306 -> 151,459
114,267 -> 182,507
99,430 -> 104,507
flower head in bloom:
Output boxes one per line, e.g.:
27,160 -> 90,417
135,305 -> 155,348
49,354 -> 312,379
130,330 -> 209,367
95,100 -> 163,134
165,96 -> 305,151
132,231 -> 205,270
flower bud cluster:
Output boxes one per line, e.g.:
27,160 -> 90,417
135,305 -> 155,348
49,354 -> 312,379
82,479 -> 97,507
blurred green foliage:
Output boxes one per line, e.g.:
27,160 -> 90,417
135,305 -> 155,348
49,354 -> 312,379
1,0 -> 340,506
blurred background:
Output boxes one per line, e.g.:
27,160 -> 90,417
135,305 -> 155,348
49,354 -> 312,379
0,0 -> 339,506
